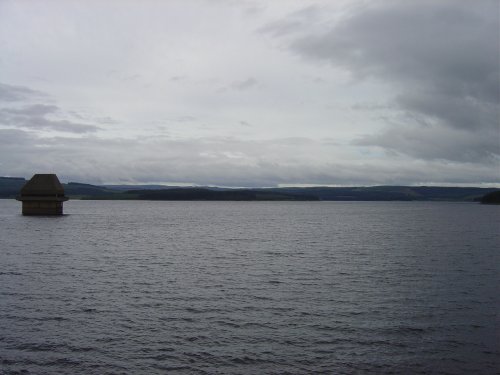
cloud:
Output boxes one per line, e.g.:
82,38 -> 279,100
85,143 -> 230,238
1,129 -> 498,186
355,123 -> 499,163
265,0 -> 499,162
169,75 -> 187,82
217,78 -> 259,93
231,78 -> 258,91
0,83 -> 101,134
0,104 -> 100,134
0,2 -> 498,186
2,104 -> 58,116
257,5 -> 323,37
0,83 -> 47,102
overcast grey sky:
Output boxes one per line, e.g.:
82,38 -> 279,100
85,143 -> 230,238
0,0 -> 498,186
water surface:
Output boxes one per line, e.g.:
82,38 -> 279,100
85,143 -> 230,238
0,200 -> 499,374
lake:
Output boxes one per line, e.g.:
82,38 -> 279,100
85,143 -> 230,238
0,200 -> 499,374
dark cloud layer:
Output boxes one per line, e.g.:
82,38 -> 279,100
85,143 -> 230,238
355,123 -> 499,163
0,86 -> 100,134
0,104 -> 99,134
0,83 -> 47,102
268,0 -> 499,162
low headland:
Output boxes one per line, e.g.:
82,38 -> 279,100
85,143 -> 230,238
1,177 -> 498,202
479,190 -> 500,204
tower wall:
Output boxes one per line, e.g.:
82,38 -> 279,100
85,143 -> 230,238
22,201 -> 63,215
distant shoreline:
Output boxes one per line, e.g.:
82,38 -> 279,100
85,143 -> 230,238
1,177 -> 498,202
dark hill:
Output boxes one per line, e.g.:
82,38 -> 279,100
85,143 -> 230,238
0,177 -> 26,197
0,178 -> 112,198
1,176 -> 498,201
120,188 -> 319,201
272,186 -> 497,202
64,182 -> 115,197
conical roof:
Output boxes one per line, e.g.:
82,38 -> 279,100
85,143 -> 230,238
20,174 -> 65,196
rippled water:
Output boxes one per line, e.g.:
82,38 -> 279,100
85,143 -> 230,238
0,200 -> 499,374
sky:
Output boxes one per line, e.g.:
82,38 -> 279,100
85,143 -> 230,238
0,0 -> 498,187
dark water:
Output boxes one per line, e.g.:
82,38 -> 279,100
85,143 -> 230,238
0,200 -> 498,374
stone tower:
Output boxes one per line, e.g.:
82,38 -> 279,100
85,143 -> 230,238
16,174 -> 69,215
